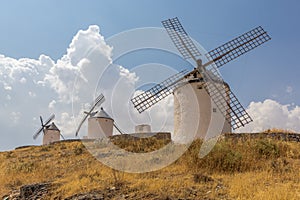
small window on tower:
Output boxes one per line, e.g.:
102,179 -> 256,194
197,85 -> 203,89
213,108 -> 217,113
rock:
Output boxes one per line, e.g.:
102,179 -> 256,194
3,190 -> 20,200
110,186 -> 116,191
3,183 -> 51,200
19,182 -> 50,200
65,192 -> 104,200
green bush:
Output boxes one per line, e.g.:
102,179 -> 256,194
184,140 -> 243,173
255,140 -> 280,158
74,144 -> 85,155
205,143 -> 243,173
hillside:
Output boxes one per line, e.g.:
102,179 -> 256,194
1,134 -> 300,199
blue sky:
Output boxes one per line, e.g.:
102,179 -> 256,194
0,0 -> 300,150
0,0 -> 299,103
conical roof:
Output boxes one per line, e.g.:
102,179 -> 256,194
91,107 -> 113,120
46,122 -> 60,131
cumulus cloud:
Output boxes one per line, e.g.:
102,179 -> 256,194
43,25 -> 113,104
0,24 -> 151,145
119,66 -> 139,84
236,99 -> 300,133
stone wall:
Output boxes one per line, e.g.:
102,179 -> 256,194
224,132 -> 300,142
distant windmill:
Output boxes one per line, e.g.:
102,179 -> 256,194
33,114 -> 63,145
131,17 -> 271,139
75,93 -> 124,138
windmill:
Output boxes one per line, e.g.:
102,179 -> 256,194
75,93 -> 124,138
131,17 -> 271,139
33,114 -> 62,145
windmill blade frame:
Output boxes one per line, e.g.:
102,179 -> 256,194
205,26 -> 271,68
75,114 -> 89,136
33,126 -> 44,140
40,116 -> 44,126
113,122 -> 125,135
131,69 -> 189,113
162,17 -> 202,60
90,94 -> 105,114
33,114 -> 55,140
75,93 -> 105,136
202,73 -> 252,130
94,93 -> 105,107
60,133 -> 66,140
44,114 -> 55,127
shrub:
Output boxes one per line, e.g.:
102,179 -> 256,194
183,140 -> 244,173
73,144 -> 85,155
255,140 -> 280,158
8,161 -> 36,173
205,143 -> 243,173
40,145 -> 51,152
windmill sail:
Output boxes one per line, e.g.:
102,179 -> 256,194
33,114 -> 55,140
113,122 -> 125,135
75,93 -> 105,136
162,17 -> 202,60
43,114 -> 55,127
205,26 -> 271,68
33,126 -> 44,140
200,60 -> 253,129
203,74 -> 252,130
131,69 -> 189,113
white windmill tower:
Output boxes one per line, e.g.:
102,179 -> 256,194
131,17 -> 271,141
33,114 -> 63,145
75,93 -> 124,139
87,107 -> 114,139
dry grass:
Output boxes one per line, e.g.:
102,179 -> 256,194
0,136 -> 299,199
263,128 -> 296,134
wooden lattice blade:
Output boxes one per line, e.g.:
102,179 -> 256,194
162,17 -> 201,61
205,26 -> 271,68
131,69 -> 189,113
75,94 -> 105,136
203,79 -> 252,130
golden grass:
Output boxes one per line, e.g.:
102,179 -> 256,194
263,128 -> 296,134
226,171 -> 300,200
0,137 -> 299,199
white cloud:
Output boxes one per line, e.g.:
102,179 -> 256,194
4,84 -> 12,91
10,112 -> 21,124
67,25 -> 112,66
48,100 -> 56,110
286,86 -> 293,94
20,77 -> 27,84
28,91 -> 36,98
42,25 -> 113,104
237,99 -> 300,133
119,66 -> 139,84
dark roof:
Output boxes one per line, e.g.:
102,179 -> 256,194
90,107 -> 113,120
46,122 -> 60,131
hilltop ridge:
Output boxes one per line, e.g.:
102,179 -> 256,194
1,133 -> 300,199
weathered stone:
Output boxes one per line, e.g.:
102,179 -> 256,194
19,182 -> 50,200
